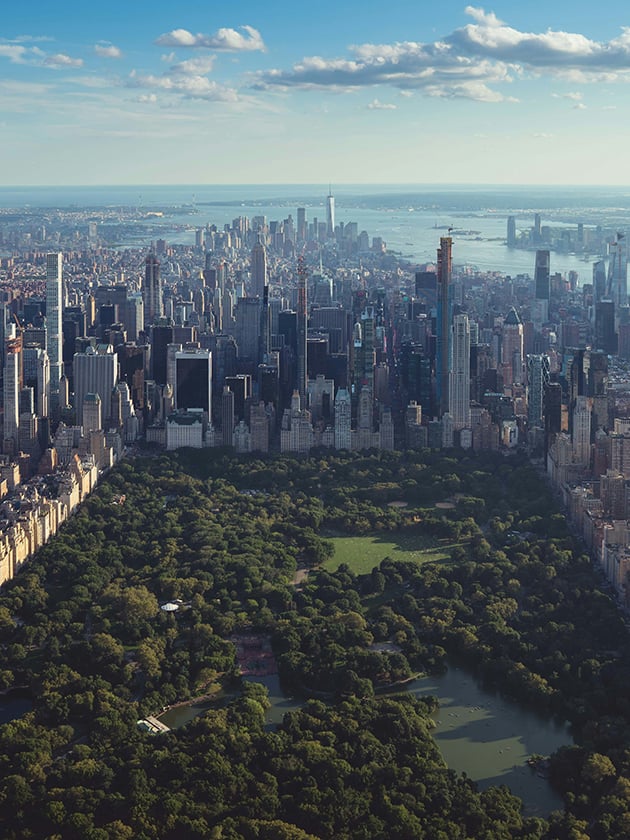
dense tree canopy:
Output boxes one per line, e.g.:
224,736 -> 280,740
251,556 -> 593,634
0,448 -> 628,837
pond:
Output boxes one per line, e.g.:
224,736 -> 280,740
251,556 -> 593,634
0,690 -> 32,725
407,666 -> 570,816
156,666 -> 570,816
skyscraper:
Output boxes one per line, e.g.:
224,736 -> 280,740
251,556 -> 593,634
507,216 -> 516,248
46,252 -> 63,394
502,307 -> 524,385
527,354 -> 550,428
143,254 -> 163,326
174,348 -> 212,414
250,233 -> 267,299
326,189 -> 335,238
608,232 -> 628,310
221,386 -> 234,447
573,395 -> 592,466
534,250 -> 550,329
73,345 -> 118,427
297,256 -> 308,407
436,236 -> 452,417
449,313 -> 471,430
3,324 -> 21,454
297,207 -> 307,242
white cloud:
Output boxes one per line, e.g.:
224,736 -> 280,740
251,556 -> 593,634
532,132 -> 554,138
252,7 -> 630,102
551,91 -> 582,100
0,44 -> 30,63
94,43 -> 122,59
137,93 -> 158,103
44,53 -> 83,69
155,25 -> 265,52
127,70 -> 238,102
367,98 -> 397,110
573,102 -> 587,109
170,55 -> 216,75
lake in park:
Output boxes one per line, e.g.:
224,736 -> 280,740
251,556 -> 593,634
407,666 -> 570,816
0,690 -> 32,725
160,665 -> 570,816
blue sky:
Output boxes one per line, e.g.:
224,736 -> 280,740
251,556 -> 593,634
2,1 -> 630,185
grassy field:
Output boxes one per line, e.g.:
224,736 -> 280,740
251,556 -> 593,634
322,532 -> 459,575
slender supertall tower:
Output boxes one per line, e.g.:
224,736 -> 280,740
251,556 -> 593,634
143,254 -> 163,326
250,233 -> 267,299
297,255 -> 308,408
449,313 -> 471,430
534,250 -> 550,330
46,252 -> 63,394
608,232 -> 628,310
3,323 -> 21,454
436,236 -> 452,417
326,187 -> 335,239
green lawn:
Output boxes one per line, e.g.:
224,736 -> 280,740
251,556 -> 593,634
322,532 -> 459,575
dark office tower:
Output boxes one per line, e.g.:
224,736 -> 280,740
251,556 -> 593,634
143,254 -> 163,326
297,256 -> 308,406
250,233 -> 267,299
534,250 -> 550,329
297,207 -> 307,242
278,310 -> 297,354
221,386 -> 234,447
527,354 -> 550,428
310,307 -> 351,354
544,381 -> 562,432
593,260 -> 607,303
224,374 -> 251,421
150,321 -> 174,386
507,216 -> 516,247
175,348 -> 211,413
62,307 -> 85,367
234,298 -> 261,362
259,285 -> 270,362
414,271 -> 437,312
436,236 -> 452,417
117,343 -> 147,409
595,300 -> 616,355
258,363 -> 279,414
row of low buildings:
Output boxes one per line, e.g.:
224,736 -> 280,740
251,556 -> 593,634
0,428 -> 121,587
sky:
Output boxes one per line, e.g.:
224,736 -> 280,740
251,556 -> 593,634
3,1 -> 630,186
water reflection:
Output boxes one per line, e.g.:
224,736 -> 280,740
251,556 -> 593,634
408,667 -> 570,816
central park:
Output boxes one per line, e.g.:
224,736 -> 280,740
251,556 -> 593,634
0,447 -> 629,839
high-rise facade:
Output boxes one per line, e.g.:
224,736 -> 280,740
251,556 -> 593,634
3,324 -> 21,453
250,234 -> 267,299
449,313 -> 471,430
46,252 -> 63,394
174,349 -> 212,413
608,233 -> 628,310
436,236 -> 452,417
326,190 -> 335,238
507,216 -> 516,247
73,345 -> 118,426
527,353 -> 550,428
572,395 -> 592,466
502,307 -> 524,385
143,254 -> 163,326
534,250 -> 550,329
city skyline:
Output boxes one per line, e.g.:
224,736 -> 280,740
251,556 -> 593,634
3,2 -> 630,185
